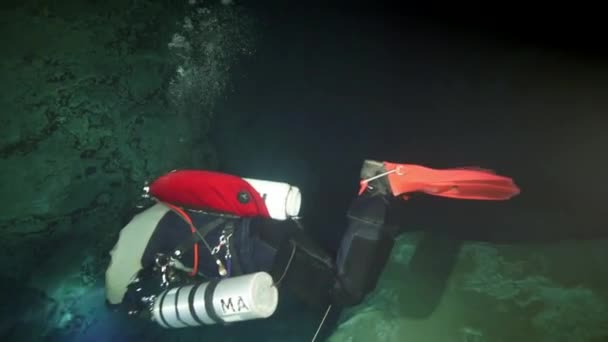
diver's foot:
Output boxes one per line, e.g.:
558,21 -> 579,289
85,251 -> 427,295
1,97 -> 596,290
358,160 -> 417,238
358,159 -> 392,197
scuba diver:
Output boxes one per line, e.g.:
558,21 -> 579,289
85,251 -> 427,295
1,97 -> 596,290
104,159 -> 520,334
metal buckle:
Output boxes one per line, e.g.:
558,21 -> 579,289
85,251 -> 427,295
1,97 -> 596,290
211,230 -> 233,256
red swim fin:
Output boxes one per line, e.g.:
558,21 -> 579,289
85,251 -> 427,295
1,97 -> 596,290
383,162 -> 520,200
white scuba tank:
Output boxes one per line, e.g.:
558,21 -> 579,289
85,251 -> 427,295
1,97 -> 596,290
243,178 -> 301,221
152,272 -> 279,328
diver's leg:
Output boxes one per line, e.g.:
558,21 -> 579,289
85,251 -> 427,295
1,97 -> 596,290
332,191 -> 394,306
241,217 -> 337,309
270,228 -> 337,309
245,160 -> 399,309
249,199 -> 394,309
332,160 -> 396,306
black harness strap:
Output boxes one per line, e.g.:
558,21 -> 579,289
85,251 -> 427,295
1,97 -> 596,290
173,216 -> 226,256
172,213 -> 243,277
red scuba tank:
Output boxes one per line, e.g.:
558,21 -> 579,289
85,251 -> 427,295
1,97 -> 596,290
147,169 -> 272,218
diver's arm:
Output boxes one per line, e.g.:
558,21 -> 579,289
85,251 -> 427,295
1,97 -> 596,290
105,203 -> 170,305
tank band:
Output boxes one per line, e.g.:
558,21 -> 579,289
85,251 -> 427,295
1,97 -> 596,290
174,286 -> 191,327
204,279 -> 225,324
188,283 -> 205,325
157,289 -> 171,328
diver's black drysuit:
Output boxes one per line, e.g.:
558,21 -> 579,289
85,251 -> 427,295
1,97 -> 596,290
111,161 -> 398,317
128,191 -> 393,310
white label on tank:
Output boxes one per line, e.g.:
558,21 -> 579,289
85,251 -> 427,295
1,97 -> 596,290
219,296 -> 250,315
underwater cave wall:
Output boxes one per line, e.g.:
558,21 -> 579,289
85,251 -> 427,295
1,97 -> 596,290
0,0 -> 255,339
329,234 -> 608,342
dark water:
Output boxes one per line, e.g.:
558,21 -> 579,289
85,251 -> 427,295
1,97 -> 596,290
212,2 -> 608,247
209,6 -> 608,339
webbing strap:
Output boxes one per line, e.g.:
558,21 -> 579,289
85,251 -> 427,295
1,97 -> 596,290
174,216 -> 227,256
